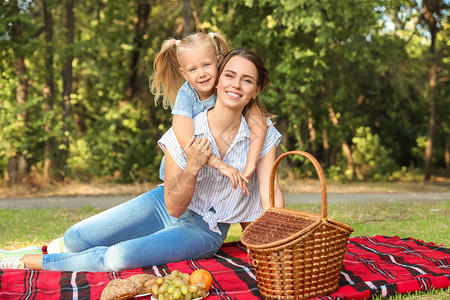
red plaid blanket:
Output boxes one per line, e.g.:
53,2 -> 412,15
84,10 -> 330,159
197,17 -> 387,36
0,236 -> 449,299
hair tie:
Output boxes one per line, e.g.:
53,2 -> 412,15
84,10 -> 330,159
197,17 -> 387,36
208,32 -> 215,39
175,39 -> 181,47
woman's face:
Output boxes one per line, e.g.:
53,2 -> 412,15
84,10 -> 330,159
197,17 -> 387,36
216,56 -> 261,111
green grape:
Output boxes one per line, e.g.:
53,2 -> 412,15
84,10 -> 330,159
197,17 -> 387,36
171,270 -> 180,277
188,284 -> 198,293
165,273 -> 175,281
173,288 -> 182,299
161,294 -> 170,300
158,282 -> 169,294
173,277 -> 183,287
184,292 -> 192,300
167,284 -> 176,294
195,282 -> 206,290
200,289 -> 208,298
152,282 -> 160,295
181,285 -> 188,295
182,273 -> 190,282
156,277 -> 164,285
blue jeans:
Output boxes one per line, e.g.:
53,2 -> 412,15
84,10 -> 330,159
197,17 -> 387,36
41,186 -> 230,272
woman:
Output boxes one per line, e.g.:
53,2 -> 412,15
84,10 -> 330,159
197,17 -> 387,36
0,49 -> 284,272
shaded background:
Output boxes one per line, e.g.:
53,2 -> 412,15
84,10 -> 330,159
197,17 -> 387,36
0,0 -> 449,186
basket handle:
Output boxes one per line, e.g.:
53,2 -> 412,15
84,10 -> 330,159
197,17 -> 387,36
269,151 -> 327,219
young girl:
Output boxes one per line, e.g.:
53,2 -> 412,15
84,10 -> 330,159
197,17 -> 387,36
150,32 -> 269,193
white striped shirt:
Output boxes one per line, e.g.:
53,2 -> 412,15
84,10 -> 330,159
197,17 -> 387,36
158,110 -> 282,234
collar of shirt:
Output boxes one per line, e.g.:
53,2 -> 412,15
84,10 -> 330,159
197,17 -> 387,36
193,110 -> 251,155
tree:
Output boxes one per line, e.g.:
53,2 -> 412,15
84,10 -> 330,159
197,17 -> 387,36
60,0 -> 75,179
42,0 -> 55,182
8,0 -> 29,185
125,0 -> 153,101
422,0 -> 444,180
183,0 -> 192,36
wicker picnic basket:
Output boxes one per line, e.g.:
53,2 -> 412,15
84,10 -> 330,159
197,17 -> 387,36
241,151 -> 354,300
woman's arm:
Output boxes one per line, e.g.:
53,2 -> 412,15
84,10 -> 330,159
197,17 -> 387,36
255,146 -> 284,211
164,136 -> 212,217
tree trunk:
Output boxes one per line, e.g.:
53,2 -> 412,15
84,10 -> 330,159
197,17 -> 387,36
322,128 -> 330,167
275,117 -> 291,173
125,0 -> 152,101
327,102 -> 361,179
424,52 -> 437,181
183,0 -> 192,36
423,0 -> 440,181
446,129 -> 450,177
307,111 -> 316,153
341,142 -> 357,179
60,0 -> 75,179
8,0 -> 29,185
43,0 -> 55,182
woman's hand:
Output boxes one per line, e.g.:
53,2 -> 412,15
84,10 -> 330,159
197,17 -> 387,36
184,136 -> 213,172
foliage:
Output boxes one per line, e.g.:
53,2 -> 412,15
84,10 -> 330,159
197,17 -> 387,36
351,126 -> 395,180
0,0 -> 448,183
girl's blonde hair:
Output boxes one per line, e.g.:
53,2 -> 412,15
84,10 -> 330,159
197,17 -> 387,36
150,32 -> 230,109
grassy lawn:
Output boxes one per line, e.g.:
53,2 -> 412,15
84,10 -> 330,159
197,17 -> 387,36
0,200 -> 448,299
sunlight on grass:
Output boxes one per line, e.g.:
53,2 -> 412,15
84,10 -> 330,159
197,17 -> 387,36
1,200 -> 448,248
0,207 -> 102,250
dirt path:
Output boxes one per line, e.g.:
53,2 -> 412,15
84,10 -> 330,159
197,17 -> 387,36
0,179 -> 448,209
0,191 -> 449,209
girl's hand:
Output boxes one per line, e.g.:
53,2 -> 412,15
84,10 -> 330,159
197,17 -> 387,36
221,165 -> 249,195
184,136 -> 212,172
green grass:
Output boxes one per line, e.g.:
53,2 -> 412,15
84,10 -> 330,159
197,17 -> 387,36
371,288 -> 450,299
1,200 -> 449,299
1,200 -> 448,248
0,206 -> 103,249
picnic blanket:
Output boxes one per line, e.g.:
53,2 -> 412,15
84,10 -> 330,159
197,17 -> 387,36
0,236 -> 449,299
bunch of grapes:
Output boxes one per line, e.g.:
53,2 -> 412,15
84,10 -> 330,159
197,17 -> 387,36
143,270 -> 208,300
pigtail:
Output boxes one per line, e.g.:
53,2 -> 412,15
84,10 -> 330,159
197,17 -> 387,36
150,39 -> 185,109
210,32 -> 230,58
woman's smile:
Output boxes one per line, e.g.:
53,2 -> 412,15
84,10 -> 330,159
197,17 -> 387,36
225,91 -> 243,99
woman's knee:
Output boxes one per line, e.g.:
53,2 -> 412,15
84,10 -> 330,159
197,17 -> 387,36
64,224 -> 90,252
103,245 -> 137,271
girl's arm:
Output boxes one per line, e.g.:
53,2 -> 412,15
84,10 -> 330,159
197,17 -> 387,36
172,115 -> 195,149
164,136 -> 212,217
173,115 -> 249,193
240,145 -> 283,231
244,105 -> 269,179
255,146 -> 284,211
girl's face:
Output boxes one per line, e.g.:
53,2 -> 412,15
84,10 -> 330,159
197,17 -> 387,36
216,56 -> 261,111
178,46 -> 219,100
